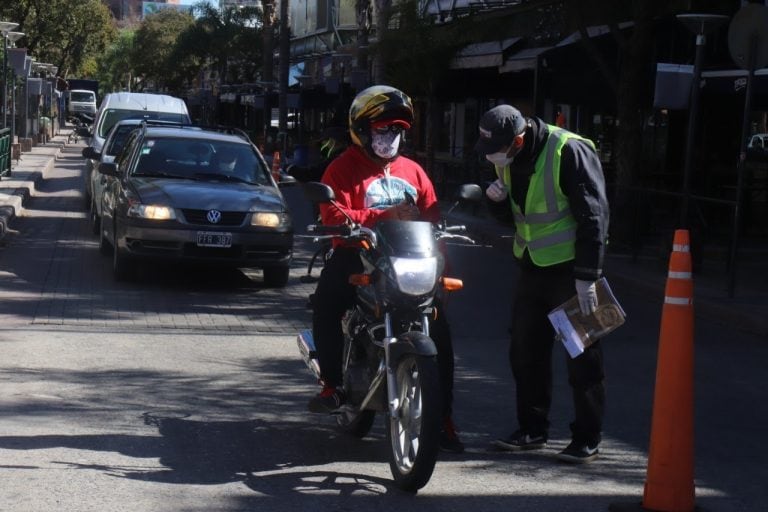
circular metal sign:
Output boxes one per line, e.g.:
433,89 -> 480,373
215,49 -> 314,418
729,3 -> 768,70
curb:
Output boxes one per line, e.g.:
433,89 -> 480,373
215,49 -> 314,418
0,144 -> 61,242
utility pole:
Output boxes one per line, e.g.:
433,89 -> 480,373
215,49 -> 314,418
278,0 -> 290,156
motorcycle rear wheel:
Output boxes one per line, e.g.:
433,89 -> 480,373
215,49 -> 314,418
386,354 -> 441,493
336,408 -> 376,438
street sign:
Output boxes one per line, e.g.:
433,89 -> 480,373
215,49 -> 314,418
728,3 -> 768,70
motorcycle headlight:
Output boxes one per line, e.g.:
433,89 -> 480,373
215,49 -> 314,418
391,257 -> 437,296
127,204 -> 176,220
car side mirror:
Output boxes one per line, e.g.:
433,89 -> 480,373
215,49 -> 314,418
82,146 -> 100,160
98,161 -> 119,177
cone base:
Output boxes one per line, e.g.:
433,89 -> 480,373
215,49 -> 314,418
608,501 -> 707,512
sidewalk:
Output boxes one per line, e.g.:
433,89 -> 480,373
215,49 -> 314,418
2,130 -> 766,338
0,131 -> 69,240
444,200 -> 768,339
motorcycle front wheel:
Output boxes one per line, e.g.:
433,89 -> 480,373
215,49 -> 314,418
386,354 -> 441,493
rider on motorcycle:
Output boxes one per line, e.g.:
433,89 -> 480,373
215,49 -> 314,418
308,85 -> 465,453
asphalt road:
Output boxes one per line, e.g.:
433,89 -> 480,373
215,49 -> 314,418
0,144 -> 765,511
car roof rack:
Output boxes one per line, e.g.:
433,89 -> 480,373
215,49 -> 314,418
138,122 -> 252,144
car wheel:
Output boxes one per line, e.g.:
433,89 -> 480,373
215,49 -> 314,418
98,215 -> 111,256
263,266 -> 289,288
89,197 -> 100,235
112,230 -> 133,281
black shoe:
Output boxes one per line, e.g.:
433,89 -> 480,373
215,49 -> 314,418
439,417 -> 465,454
492,430 -> 547,451
556,440 -> 599,463
307,386 -> 346,413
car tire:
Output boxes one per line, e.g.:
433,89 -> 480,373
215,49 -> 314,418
89,197 -> 100,235
263,266 -> 289,288
98,215 -> 111,256
112,232 -> 133,281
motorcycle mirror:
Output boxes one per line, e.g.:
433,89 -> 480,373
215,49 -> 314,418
302,181 -> 335,203
445,183 -> 483,217
456,183 -> 483,203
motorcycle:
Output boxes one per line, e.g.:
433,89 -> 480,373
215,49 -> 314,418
297,182 -> 482,492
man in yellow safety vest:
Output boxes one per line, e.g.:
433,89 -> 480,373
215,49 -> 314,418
476,104 -> 610,464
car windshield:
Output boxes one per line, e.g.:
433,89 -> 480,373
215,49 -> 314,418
132,137 -> 270,185
70,91 -> 95,102
99,109 -> 188,138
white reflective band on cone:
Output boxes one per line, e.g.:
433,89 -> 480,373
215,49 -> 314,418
673,244 -> 690,252
668,271 -> 692,279
665,296 -> 692,305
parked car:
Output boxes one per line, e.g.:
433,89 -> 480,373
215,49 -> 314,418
97,123 -> 296,285
747,133 -> 768,161
82,119 -> 185,235
80,92 -> 191,208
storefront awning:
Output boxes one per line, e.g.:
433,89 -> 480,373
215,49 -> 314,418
450,37 -> 521,70
498,46 -> 552,73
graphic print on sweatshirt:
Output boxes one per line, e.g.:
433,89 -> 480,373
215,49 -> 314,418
364,176 -> 418,210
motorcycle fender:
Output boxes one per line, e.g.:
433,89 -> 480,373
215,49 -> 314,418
388,331 -> 438,362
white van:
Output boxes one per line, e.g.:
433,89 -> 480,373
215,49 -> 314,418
67,89 -> 97,118
83,92 -> 191,206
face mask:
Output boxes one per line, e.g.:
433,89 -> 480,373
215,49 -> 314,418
485,151 -> 513,167
371,130 -> 402,160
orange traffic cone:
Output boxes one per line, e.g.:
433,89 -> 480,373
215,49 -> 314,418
610,229 -> 696,512
271,151 -> 281,182
643,229 -> 696,511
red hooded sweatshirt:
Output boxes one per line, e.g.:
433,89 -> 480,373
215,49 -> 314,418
319,146 -> 440,231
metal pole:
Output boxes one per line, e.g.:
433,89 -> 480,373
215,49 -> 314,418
10,69 -> 14,141
680,32 -> 707,228
2,35 -> 7,129
728,36 -> 757,298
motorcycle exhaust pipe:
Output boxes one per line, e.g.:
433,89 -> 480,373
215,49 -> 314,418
297,329 -> 321,379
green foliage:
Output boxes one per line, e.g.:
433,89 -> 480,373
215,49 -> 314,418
0,0 -> 116,78
131,8 -> 195,91
97,30 -> 136,94
374,1 -> 471,95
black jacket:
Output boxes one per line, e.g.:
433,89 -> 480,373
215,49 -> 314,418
489,117 -> 609,281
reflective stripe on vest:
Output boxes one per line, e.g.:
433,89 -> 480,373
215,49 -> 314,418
497,125 -> 594,266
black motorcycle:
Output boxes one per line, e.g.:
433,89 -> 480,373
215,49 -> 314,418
297,182 -> 481,492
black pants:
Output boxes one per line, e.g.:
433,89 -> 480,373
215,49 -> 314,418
509,264 -> 605,446
313,247 -> 456,418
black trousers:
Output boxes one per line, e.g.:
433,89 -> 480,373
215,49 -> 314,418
509,264 -> 605,446
313,247 -> 456,418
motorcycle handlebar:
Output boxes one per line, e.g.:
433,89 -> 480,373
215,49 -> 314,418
307,224 -> 352,236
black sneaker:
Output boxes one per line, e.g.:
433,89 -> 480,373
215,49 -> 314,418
307,386 -> 346,413
439,417 -> 465,454
492,430 -> 547,451
556,440 -> 600,463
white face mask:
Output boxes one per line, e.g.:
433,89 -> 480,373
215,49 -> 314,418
371,131 -> 402,159
485,151 -> 513,167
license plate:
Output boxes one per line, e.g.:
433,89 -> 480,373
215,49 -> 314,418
197,231 -> 232,247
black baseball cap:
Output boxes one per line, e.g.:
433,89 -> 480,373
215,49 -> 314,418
474,104 -> 526,156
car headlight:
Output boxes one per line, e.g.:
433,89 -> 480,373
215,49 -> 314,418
251,212 -> 289,228
391,256 -> 438,296
127,204 -> 176,220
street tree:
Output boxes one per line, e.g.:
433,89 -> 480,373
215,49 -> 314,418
131,8 -> 195,92
0,0 -> 115,78
97,30 -> 136,94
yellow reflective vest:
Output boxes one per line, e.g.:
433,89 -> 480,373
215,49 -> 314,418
496,125 -> 596,266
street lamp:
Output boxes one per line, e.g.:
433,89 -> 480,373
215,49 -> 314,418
676,13 -> 729,228
1,20 -> 20,129
6,31 -> 24,143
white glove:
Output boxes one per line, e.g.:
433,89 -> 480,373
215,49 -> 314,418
575,279 -> 598,316
486,178 -> 508,202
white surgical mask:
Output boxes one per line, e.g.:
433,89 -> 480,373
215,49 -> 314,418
371,131 -> 402,159
485,151 -> 513,167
